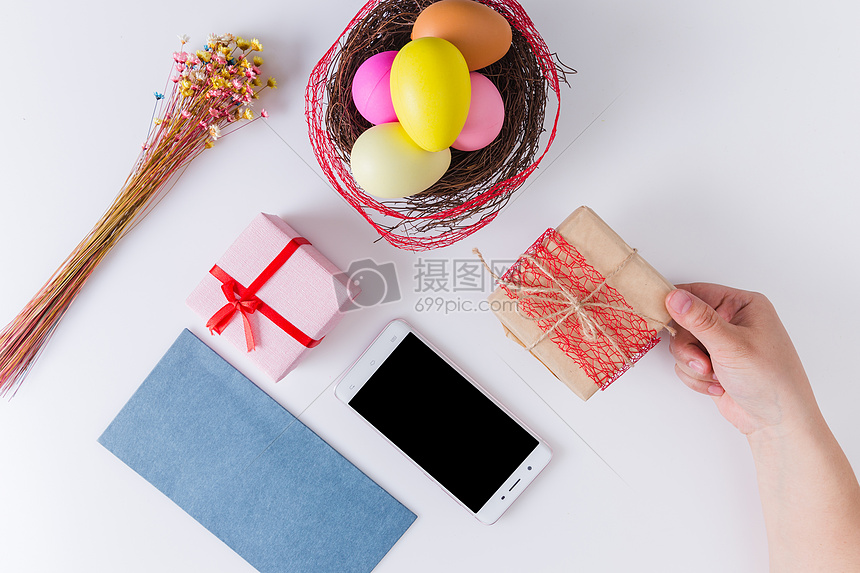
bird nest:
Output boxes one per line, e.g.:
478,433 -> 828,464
306,0 -> 570,250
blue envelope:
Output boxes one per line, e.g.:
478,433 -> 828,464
99,329 -> 416,573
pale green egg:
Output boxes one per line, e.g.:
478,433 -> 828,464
350,122 -> 451,199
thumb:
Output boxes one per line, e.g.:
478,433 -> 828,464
665,289 -> 734,350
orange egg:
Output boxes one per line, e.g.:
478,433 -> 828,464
411,0 -> 512,71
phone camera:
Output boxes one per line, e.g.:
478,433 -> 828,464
527,466 -> 532,471
501,496 -> 506,500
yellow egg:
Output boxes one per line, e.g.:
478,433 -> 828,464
412,0 -> 513,71
390,37 -> 471,152
350,122 -> 451,199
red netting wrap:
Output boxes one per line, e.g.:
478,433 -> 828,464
306,0 -> 563,251
500,229 -> 661,390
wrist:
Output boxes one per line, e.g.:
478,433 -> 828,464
746,408 -> 828,451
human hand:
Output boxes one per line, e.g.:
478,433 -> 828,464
667,284 -> 860,572
664,283 -> 821,437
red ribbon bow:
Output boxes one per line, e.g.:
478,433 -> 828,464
205,237 -> 322,352
206,280 -> 263,351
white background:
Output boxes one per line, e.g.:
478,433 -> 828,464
1,0 -> 859,571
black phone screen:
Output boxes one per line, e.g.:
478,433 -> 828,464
348,333 -> 538,512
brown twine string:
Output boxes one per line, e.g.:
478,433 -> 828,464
474,247 -> 676,364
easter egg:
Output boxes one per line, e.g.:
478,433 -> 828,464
453,72 -> 505,151
411,0 -> 512,71
350,122 -> 451,199
351,51 -> 399,125
390,37 -> 471,153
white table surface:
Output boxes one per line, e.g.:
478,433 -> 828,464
2,0 -> 859,571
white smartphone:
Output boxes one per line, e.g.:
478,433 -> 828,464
335,319 -> 551,525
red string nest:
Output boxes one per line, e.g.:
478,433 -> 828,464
306,0 -> 566,251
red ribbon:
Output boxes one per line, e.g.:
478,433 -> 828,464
205,237 -> 323,351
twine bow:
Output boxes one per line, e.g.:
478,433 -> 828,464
475,246 -> 675,366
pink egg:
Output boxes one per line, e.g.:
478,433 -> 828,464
351,51 -> 399,125
452,72 -> 505,152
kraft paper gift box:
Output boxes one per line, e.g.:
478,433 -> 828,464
187,213 -> 352,381
487,206 -> 674,401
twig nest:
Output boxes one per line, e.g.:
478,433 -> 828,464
306,0 -> 569,251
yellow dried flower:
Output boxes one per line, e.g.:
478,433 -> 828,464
243,108 -> 254,120
205,140 -> 214,149
252,77 -> 262,87
196,50 -> 211,63
253,56 -> 263,66
236,37 -> 250,50
266,77 -> 277,89
250,38 -> 263,52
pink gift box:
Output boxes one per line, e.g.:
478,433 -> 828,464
186,213 -> 352,380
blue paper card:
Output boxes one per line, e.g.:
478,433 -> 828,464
99,329 -> 416,573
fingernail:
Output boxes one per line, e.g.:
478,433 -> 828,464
708,383 -> 724,396
668,290 -> 693,315
688,360 -> 706,375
